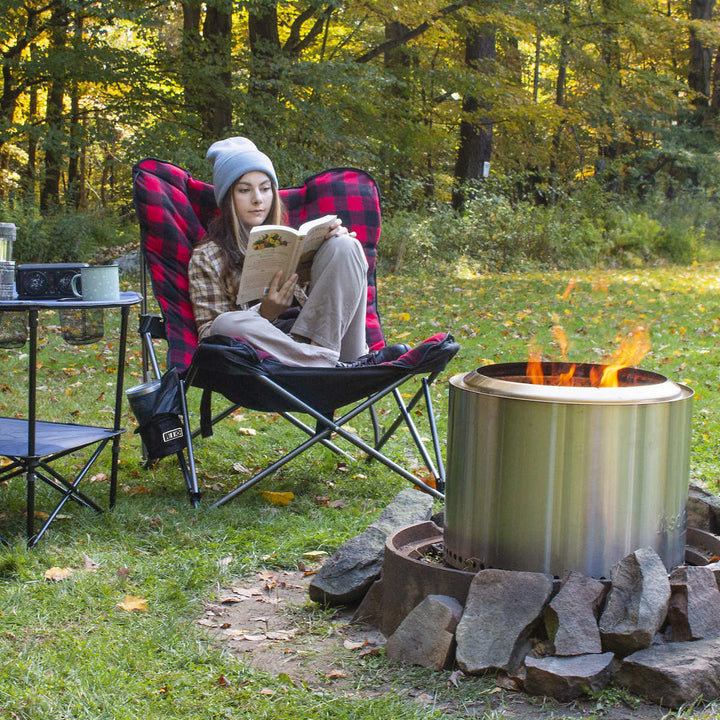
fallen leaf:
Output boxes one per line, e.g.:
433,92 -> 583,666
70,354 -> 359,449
448,669 -> 464,688
82,554 -> 99,572
237,427 -> 257,436
343,639 -> 366,651
302,550 -> 328,559
414,693 -> 435,705
326,669 -> 347,680
259,688 -> 275,696
258,490 -> 294,506
358,646 -> 381,658
231,462 -> 251,475
89,473 -> 108,483
214,674 -> 230,687
231,586 -> 260,598
219,595 -> 242,605
221,629 -> 245,638
127,485 -> 152,496
44,567 -> 73,582
117,595 -> 149,612
257,570 -> 279,587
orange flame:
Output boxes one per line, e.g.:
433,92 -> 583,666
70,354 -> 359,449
557,364 -> 577,386
560,279 -> 577,300
525,325 -> 650,387
551,325 -> 568,359
599,327 -> 651,387
527,341 -> 544,385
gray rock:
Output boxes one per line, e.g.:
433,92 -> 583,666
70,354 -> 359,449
687,483 -> 720,534
545,571 -> 606,656
309,488 -> 434,605
615,638 -> 720,708
455,568 -> 554,674
116,249 -> 142,276
385,594 -> 463,670
667,565 -> 720,641
524,652 -> 615,702
352,577 -> 384,627
599,547 -> 670,656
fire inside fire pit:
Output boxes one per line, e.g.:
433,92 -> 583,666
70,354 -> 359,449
494,361 -> 667,389
444,362 -> 694,579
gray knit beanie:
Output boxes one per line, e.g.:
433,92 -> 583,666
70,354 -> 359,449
206,137 -> 278,205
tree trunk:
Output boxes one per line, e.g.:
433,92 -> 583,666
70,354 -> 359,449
25,84 -> 38,201
40,2 -> 70,211
452,27 -> 495,212
248,0 -> 281,103
689,0 -> 716,116
180,1 -> 233,140
596,0 -> 622,177
201,1 -> 233,137
711,44 -> 720,110
384,21 -> 413,204
551,4 -> 571,173
67,10 -> 83,208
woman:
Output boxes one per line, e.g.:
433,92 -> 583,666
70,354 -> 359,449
188,137 -> 405,367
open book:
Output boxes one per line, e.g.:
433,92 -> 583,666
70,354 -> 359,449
236,215 -> 338,305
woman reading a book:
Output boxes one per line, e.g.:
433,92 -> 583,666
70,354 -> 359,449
188,137 -> 405,367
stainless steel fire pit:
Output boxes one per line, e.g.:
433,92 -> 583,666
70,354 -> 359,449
444,362 -> 694,578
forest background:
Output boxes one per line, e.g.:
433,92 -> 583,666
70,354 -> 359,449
2,0 -> 720,270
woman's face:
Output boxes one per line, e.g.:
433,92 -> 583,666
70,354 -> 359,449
232,171 -> 273,227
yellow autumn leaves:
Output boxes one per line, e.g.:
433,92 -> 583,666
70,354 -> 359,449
44,563 -> 148,612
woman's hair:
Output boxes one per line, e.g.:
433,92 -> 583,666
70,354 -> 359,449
204,176 -> 285,298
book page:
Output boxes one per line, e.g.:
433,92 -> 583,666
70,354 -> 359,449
237,226 -> 300,305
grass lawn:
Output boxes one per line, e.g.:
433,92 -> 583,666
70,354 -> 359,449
0,261 -> 719,719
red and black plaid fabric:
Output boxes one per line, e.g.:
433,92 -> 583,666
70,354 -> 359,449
132,159 -> 386,373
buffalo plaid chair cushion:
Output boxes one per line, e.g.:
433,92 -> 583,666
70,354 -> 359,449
132,159 -> 385,373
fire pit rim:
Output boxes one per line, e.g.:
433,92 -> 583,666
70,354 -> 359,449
454,361 -> 693,406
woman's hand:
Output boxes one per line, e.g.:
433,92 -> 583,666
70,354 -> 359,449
324,217 -> 357,240
259,270 -> 297,322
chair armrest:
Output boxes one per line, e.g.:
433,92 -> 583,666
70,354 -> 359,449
138,313 -> 167,340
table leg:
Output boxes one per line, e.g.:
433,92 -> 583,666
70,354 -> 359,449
26,309 -> 38,545
110,306 -> 130,508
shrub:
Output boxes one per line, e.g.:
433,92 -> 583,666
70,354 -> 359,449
4,206 -> 137,264
379,180 -> 707,271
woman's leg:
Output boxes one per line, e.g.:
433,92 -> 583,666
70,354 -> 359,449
210,310 -> 338,367
291,234 -> 369,361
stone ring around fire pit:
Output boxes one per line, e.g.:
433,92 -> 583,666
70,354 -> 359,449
349,483 -> 720,709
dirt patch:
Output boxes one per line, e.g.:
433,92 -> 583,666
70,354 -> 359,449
198,570 -> 671,718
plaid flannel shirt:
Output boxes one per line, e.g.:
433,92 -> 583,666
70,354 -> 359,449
188,241 -> 244,340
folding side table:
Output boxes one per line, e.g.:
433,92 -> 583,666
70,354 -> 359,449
0,291 -> 142,546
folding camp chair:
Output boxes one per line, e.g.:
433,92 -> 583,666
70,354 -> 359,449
132,158 -> 459,507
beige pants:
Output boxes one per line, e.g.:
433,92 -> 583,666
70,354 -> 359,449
209,234 -> 368,367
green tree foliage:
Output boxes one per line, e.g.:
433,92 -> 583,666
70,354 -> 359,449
0,0 -> 719,218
